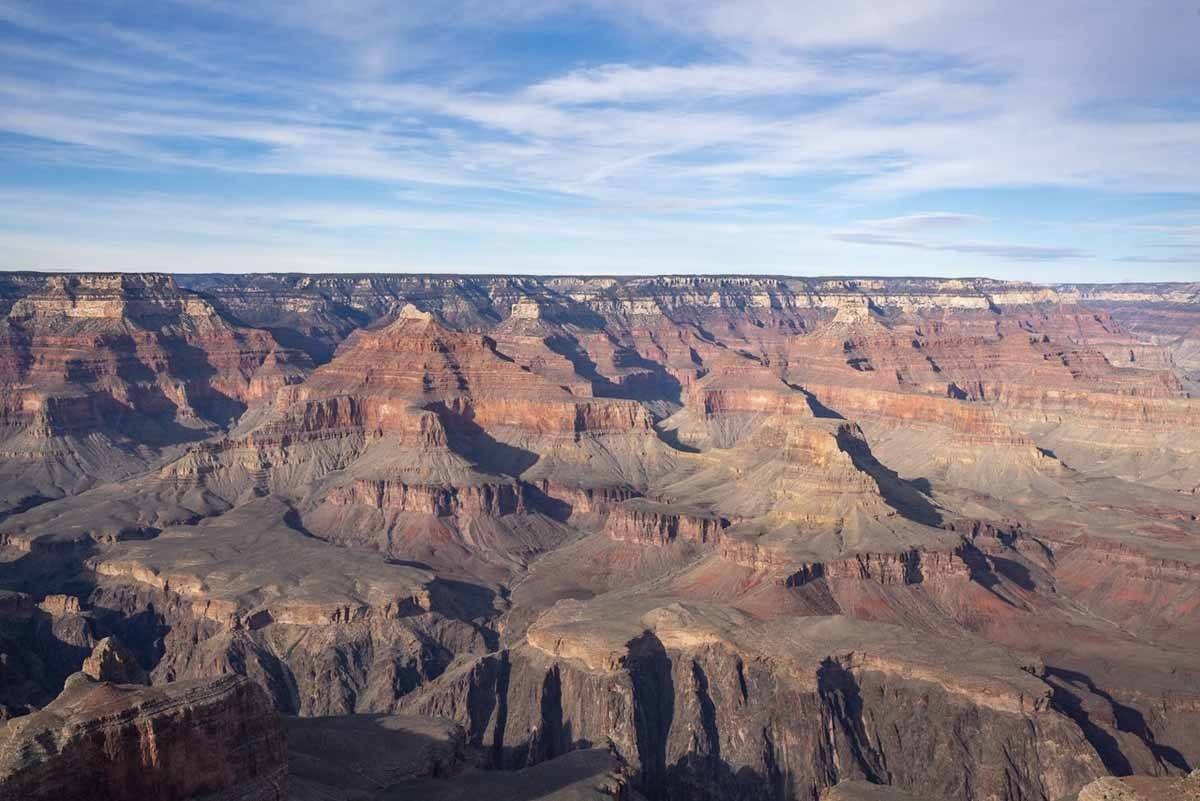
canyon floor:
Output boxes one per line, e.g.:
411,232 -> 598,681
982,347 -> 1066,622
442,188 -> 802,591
0,273 -> 1198,801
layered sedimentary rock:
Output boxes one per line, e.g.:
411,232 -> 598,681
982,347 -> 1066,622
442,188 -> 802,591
80,498 -> 493,717
0,588 -> 97,719
0,273 -> 306,516
0,672 -> 286,801
405,601 -> 1102,801
1,273 -> 1199,801
81,637 -> 147,685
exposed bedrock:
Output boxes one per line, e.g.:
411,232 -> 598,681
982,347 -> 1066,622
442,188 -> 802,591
84,576 -> 488,717
1051,539 -> 1200,640
0,589 -> 97,719
1,273 -> 1198,799
0,273 -> 309,516
402,608 -> 1104,801
81,636 -> 148,685
326,476 -> 528,517
0,672 -> 286,801
46,498 -> 498,717
603,501 -> 731,548
782,544 -> 974,587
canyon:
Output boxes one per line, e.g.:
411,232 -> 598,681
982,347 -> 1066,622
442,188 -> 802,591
0,272 -> 1198,800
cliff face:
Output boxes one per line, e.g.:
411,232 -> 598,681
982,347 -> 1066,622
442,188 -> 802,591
1,274 -> 1199,801
404,607 -> 1101,801
0,273 -> 307,517
0,274 -> 305,427
75,498 -> 491,718
0,673 -> 286,801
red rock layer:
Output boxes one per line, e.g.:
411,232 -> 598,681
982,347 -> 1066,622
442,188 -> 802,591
603,501 -> 730,547
327,477 -> 527,517
0,273 -> 305,437
0,673 -> 286,801
279,308 -> 654,440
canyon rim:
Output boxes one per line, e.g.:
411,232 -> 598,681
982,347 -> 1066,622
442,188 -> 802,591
3,3 -> 1200,799
0,273 -> 1197,800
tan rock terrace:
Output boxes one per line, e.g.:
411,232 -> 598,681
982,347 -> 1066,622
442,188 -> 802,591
1,273 -> 1199,801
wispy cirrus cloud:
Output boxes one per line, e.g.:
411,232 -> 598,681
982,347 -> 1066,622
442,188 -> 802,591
1116,254 -> 1200,265
527,61 -> 886,104
0,0 -> 1196,277
832,231 -> 1090,262
856,212 -> 987,229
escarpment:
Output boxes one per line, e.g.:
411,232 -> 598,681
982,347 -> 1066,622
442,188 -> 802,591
0,273 -> 307,517
603,500 -> 730,547
2,273 -> 1200,801
0,673 -> 286,801
402,605 -> 1102,801
76,498 -> 506,717
327,476 -> 528,517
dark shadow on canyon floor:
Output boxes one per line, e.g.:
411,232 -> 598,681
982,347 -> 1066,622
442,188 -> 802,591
1046,666 -> 1191,774
629,630 -> 675,799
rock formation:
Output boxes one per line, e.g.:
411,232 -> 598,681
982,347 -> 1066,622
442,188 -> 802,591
0,672 -> 286,801
0,273 -> 306,517
1,272 -> 1199,801
81,637 -> 147,685
1076,770 -> 1200,801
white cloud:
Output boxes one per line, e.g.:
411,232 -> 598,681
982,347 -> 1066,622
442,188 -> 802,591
857,212 -> 987,229
832,231 -> 1090,262
0,0 -> 1196,277
528,62 -> 883,104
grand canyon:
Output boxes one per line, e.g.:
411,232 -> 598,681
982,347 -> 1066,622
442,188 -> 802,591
0,272 -> 1198,801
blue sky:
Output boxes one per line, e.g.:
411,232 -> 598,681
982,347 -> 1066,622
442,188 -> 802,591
1,1 -> 1198,280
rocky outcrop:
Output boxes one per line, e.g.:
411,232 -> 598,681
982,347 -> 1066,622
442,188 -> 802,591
2,273 -> 1199,800
402,604 -> 1102,801
81,637 -> 147,685
0,673 -> 286,801
1076,771 -> 1200,801
79,498 -> 489,716
178,274 -> 1067,336
1051,538 -> 1200,639
0,273 -> 306,428
328,477 -> 527,517
1056,283 -> 1200,306
0,272 -> 307,516
0,590 -> 96,719
536,481 -> 641,514
783,545 -> 977,587
604,501 -> 730,548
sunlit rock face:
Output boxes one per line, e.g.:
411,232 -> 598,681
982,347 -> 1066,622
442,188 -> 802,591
0,272 -> 308,517
1,273 -> 1200,801
0,673 -> 286,801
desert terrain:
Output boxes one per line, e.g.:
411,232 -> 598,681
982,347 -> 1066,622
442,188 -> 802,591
0,272 -> 1198,801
